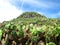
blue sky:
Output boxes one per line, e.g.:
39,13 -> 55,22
0,0 -> 60,22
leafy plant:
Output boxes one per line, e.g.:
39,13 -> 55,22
0,29 -> 3,41
31,26 -> 38,36
46,42 -> 56,45
16,24 -> 22,31
16,31 -> 24,38
5,23 -> 10,29
11,30 -> 17,38
37,27 -> 44,34
9,24 -> 15,30
32,36 -> 38,43
56,26 -> 60,35
30,23 -> 33,29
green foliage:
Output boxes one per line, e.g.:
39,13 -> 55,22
16,24 -> 24,38
32,36 -> 38,43
31,26 -> 38,36
37,27 -> 44,34
56,27 -> 60,34
11,30 -> 17,38
0,12 -> 60,45
9,24 -> 15,30
16,31 -> 24,38
30,23 -> 33,29
16,24 -> 22,31
46,42 -> 56,45
5,23 -> 10,29
0,29 -> 3,41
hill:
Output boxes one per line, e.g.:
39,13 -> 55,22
10,12 -> 47,24
0,12 -> 60,45
2,12 -> 60,26
18,12 -> 46,18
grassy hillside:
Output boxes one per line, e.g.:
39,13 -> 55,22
3,12 -> 60,26
0,12 -> 60,45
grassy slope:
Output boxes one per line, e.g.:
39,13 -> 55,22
0,12 -> 60,45
2,12 -> 60,26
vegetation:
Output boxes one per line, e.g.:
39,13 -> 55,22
0,12 -> 60,45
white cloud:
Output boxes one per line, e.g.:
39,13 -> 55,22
0,0 -> 23,22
